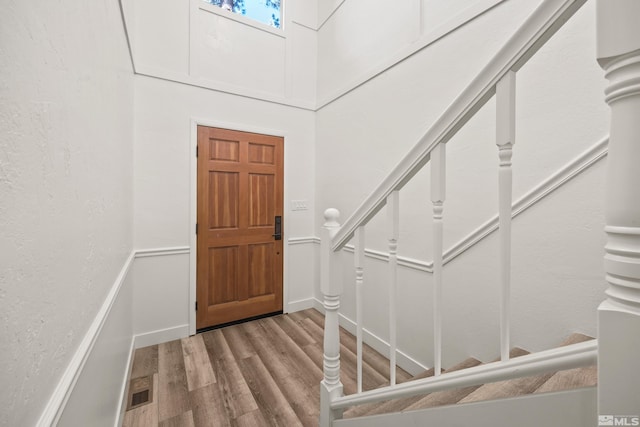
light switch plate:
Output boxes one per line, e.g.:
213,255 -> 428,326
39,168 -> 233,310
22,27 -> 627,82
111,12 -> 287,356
291,200 -> 308,211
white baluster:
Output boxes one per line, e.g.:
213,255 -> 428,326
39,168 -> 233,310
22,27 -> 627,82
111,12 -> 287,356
496,70 -> 516,362
354,226 -> 365,393
320,208 -> 343,427
387,191 -> 399,386
596,2 -> 640,418
431,142 -> 446,376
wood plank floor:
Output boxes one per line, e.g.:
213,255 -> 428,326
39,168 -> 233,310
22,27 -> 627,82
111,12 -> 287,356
123,311 -> 597,426
122,309 -> 409,427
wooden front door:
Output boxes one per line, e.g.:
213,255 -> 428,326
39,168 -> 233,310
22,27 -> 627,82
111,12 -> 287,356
197,126 -> 284,330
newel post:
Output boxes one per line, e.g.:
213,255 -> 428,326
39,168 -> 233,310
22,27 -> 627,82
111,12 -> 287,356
320,208 -> 344,427
596,0 -> 640,419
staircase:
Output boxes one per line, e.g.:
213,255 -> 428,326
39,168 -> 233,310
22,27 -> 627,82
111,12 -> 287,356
316,0 -> 640,425
342,333 -> 596,420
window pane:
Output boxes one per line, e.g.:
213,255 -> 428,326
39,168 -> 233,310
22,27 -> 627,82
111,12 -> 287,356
203,0 -> 282,29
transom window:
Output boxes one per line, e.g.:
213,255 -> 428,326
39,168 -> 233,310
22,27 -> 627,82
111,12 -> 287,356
203,0 -> 282,29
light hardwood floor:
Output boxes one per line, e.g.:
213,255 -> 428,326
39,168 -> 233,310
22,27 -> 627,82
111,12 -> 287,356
122,309 -> 409,427
122,309 -> 597,426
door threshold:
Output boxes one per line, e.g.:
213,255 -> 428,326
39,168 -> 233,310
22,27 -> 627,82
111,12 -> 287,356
196,310 -> 283,334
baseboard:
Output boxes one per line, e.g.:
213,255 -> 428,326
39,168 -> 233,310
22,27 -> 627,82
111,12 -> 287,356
286,297 -> 317,313
134,324 -> 190,349
312,298 -> 429,376
115,337 -> 136,427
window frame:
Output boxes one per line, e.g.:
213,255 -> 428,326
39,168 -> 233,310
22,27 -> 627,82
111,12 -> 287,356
199,0 -> 285,36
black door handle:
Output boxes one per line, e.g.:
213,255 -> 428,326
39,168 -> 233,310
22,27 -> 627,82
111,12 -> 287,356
273,216 -> 282,240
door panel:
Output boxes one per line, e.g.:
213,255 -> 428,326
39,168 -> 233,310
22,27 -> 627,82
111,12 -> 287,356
248,243 -> 275,298
249,174 -> 275,227
197,126 -> 284,329
208,171 -> 239,229
208,246 -> 238,305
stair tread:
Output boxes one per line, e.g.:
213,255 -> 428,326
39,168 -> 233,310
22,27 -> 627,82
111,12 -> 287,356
560,333 -> 594,346
344,368 -> 437,418
340,334 -> 598,419
403,357 -> 483,412
456,337 -> 594,405
535,365 -> 597,394
531,333 -> 596,393
418,347 -> 528,406
457,347 -> 555,404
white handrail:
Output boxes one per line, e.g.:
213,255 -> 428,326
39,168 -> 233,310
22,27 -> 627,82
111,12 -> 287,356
330,340 -> 597,410
330,0 -> 587,253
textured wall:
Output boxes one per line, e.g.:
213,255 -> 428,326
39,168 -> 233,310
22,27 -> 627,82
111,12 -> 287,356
0,1 -> 134,425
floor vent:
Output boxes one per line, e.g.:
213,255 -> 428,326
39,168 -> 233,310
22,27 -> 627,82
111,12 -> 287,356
126,375 -> 153,411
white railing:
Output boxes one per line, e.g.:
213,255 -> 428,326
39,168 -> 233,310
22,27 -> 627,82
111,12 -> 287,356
331,339 -> 597,410
319,0 -> 592,425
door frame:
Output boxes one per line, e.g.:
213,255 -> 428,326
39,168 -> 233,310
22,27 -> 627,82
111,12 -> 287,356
189,118 -> 290,336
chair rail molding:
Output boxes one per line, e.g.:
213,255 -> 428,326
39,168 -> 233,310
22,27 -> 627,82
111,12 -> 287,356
339,136 -> 608,274
134,246 -> 190,258
36,251 -> 135,427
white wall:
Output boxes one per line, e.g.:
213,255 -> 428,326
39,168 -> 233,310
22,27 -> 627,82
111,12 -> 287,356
0,0 -> 134,425
133,75 -> 317,339
316,0 -> 609,369
0,1 -> 611,423
58,266 -> 135,427
133,0 -> 317,108
317,0 -> 421,99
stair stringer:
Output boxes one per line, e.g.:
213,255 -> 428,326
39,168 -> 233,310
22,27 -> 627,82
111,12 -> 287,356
333,387 -> 596,427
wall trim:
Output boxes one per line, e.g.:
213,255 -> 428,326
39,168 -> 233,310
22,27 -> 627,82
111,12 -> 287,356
288,236 -> 321,246
312,298 -> 429,376
134,324 -> 191,349
117,0 -> 136,73
36,251 -> 136,427
343,245 -> 434,273
316,0 -> 347,31
135,66 -> 315,111
286,297 -> 317,313
443,136 -> 609,266
115,337 -> 136,427
321,137 -> 608,273
134,246 -> 190,258
315,0 -> 508,110
127,0 -> 507,112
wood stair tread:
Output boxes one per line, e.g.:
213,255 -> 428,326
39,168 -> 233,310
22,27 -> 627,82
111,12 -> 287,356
403,357 -> 483,412
360,357 -> 482,415
402,347 -> 528,412
535,365 -> 597,394
344,368 -> 437,418
452,337 -> 595,405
